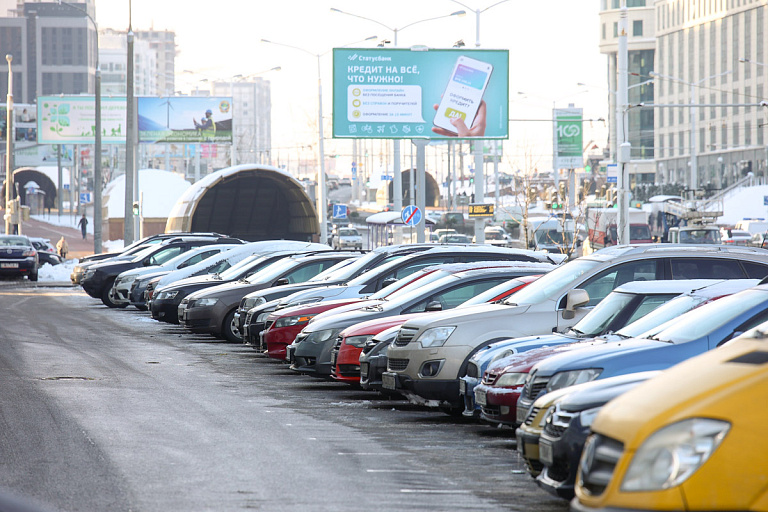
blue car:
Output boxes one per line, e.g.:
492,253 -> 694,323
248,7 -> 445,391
517,281 -> 768,418
458,279 -> 735,417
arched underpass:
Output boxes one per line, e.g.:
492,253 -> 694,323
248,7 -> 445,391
379,169 -> 440,206
1,168 -> 58,209
165,165 -> 319,242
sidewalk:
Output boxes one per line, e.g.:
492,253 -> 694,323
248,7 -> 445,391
16,216 -> 95,259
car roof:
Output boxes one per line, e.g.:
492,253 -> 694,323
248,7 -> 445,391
586,243 -> 768,261
420,261 -> 555,275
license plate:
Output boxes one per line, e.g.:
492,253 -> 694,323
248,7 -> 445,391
539,439 -> 554,466
517,404 -> 529,424
516,432 -> 524,455
360,362 -> 369,379
330,352 -> 337,367
0,263 -> 19,268
459,379 -> 466,395
382,372 -> 396,390
180,310 -> 187,322
286,346 -> 294,363
475,388 -> 487,406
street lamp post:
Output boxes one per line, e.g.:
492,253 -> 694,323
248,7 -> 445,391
57,0 -> 102,252
330,7 -> 465,243
261,37 -> 375,245
4,54 -> 13,235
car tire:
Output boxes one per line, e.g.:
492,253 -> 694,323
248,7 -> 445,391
101,279 -> 128,308
222,309 -> 242,343
29,269 -> 38,282
134,304 -> 148,311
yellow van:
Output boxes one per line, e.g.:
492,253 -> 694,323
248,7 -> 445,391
573,324 -> 768,512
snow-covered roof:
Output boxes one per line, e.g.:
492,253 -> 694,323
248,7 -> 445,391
104,169 -> 191,219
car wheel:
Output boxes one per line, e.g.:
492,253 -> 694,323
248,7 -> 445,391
29,270 -> 38,282
222,309 -> 242,343
101,279 -> 128,308
134,304 -> 148,311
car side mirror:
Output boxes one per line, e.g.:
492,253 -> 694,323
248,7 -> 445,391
562,288 -> 590,319
273,278 -> 290,287
381,277 -> 398,288
143,258 -> 152,266
425,300 -> 443,312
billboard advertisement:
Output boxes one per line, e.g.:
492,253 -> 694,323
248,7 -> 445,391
332,48 -> 508,140
37,96 -> 127,144
553,107 -> 583,169
138,97 -> 232,143
1,103 -> 38,144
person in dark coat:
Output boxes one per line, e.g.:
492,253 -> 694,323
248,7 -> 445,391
77,214 -> 88,240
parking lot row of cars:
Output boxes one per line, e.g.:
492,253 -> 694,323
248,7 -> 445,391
73,234 -> 768,512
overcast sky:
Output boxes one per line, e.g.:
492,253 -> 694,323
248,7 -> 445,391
96,0 -> 609,175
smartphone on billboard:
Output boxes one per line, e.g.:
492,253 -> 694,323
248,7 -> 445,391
432,55 -> 494,135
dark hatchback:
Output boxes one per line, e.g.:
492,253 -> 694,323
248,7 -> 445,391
0,235 -> 39,281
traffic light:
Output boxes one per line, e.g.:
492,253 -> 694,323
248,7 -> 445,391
547,201 -> 564,210
132,201 -> 139,216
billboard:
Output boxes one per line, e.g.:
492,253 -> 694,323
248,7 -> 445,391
553,107 -> 583,169
1,103 -> 38,143
332,48 -> 508,140
138,97 -> 232,143
38,96 -> 127,144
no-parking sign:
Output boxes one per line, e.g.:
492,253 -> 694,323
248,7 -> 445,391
401,205 -> 422,226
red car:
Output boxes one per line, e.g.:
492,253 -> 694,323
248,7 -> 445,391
332,275 -> 543,385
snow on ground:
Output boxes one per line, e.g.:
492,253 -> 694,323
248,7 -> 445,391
31,212 -> 94,235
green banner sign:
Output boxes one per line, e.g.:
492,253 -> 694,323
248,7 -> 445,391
553,107 -> 583,169
333,48 -> 508,140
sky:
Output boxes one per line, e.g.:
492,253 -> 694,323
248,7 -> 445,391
94,0 -> 609,176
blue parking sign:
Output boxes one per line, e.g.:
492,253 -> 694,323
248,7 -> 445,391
401,205 -> 422,226
332,204 -> 348,219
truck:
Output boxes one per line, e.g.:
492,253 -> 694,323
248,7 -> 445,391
521,215 -> 581,257
584,207 -> 652,254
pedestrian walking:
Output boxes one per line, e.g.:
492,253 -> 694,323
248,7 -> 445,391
78,213 -> 88,240
56,236 -> 69,259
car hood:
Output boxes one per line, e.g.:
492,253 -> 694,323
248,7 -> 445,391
341,313 -> 424,337
530,337 -> 704,378
278,284 -> 366,307
557,371 -> 662,413
400,302 -> 530,331
302,303 -> 394,333
243,281 -> 338,302
270,298 -> 368,321
119,265 -> 162,279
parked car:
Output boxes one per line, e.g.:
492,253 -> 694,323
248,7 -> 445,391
149,241 -> 331,323
382,244 -> 768,413
81,236 -> 236,308
461,279 -> 726,420
439,233 -> 473,244
341,275 -> 542,387
288,264 -> 553,378
476,279 -> 757,429
535,371 -> 661,499
29,237 -> 62,266
178,252 -> 359,342
574,321 -> 768,512
331,227 -> 362,251
241,245 -> 563,346
110,244 -> 240,309
0,235 -> 39,281
516,280 -> 768,427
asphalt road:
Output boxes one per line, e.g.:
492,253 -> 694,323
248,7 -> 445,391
0,282 -> 569,512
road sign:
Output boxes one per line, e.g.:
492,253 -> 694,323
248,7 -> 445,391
401,205 -> 422,227
763,196 -> 768,206
606,163 -> 618,184
381,175 -> 393,181
80,192 -> 91,204
332,204 -> 348,219
468,203 -> 494,217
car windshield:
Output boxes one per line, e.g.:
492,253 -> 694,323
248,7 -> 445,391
338,228 -> 359,236
572,291 -> 678,337
0,236 -> 29,246
244,258 -> 300,284
129,245 -> 163,262
679,229 -> 720,244
308,257 -> 359,282
650,289 -> 768,343
218,254 -> 265,280
321,251 -> 403,282
368,269 -> 449,300
615,294 -> 707,339
502,259 -> 600,306
536,229 -> 573,245
458,277 -> 526,307
485,231 -> 505,240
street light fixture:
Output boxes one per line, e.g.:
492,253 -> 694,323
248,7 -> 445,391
57,0 -> 102,252
260,36 -> 376,245
650,69 -> 732,190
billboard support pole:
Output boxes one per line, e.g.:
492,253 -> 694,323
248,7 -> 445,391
413,139 -> 428,243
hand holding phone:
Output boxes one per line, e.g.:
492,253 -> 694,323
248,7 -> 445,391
432,100 -> 487,137
432,55 -> 493,137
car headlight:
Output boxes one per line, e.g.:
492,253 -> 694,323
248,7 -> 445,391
306,328 -> 341,344
84,269 -> 96,279
156,290 -> 178,300
256,312 -> 272,324
242,296 -> 267,309
23,249 -> 37,257
118,275 -> 137,286
418,326 -> 456,348
345,335 -> 373,348
494,372 -> 528,387
286,297 -> 323,307
274,315 -> 315,328
621,418 -> 730,491
546,368 -> 602,393
191,298 -> 218,308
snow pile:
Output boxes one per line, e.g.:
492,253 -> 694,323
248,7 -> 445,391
104,169 -> 191,219
718,185 -> 768,226
38,259 -> 78,282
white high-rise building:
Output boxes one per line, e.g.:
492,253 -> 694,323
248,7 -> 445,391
211,78 -> 273,165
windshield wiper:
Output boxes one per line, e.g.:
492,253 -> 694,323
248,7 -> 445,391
211,273 -> 222,280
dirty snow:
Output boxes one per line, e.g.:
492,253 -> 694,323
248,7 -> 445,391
38,259 -> 78,282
